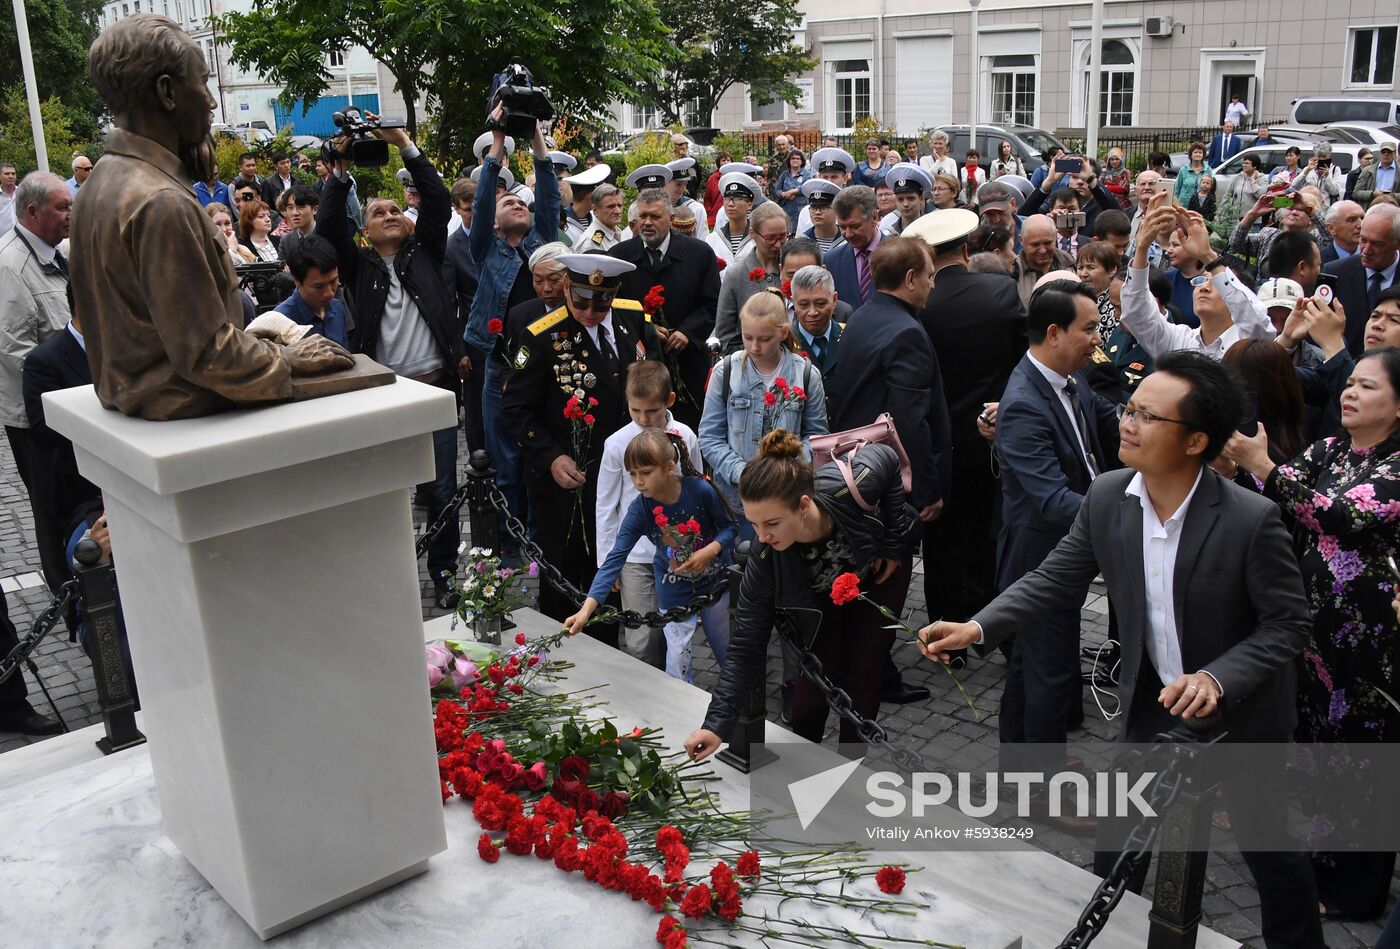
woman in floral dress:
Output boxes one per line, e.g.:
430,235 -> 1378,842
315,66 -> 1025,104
1227,346 -> 1400,920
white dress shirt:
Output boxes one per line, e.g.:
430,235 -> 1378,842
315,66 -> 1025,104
1366,255 -> 1399,295
595,414 -> 702,566
584,314 -> 616,355
1126,469 -> 1200,686
1121,263 -> 1273,360
1026,351 -> 1098,479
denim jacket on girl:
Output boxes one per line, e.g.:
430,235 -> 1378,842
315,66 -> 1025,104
698,348 -> 829,509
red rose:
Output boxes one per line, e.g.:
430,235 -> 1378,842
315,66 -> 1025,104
715,257 -> 727,270
524,761 -> 549,791
577,787 -> 602,814
515,632 -> 527,646
876,865 -> 906,894
477,833 -> 500,863
559,755 -> 590,782
830,571 -> 862,606
763,391 -> 777,406
600,790 -> 630,819
680,883 -> 712,919
747,267 -> 766,282
737,850 -> 761,877
487,318 -> 504,335
628,726 -> 644,738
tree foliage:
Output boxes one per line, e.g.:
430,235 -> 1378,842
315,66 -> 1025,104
214,0 -> 668,170
0,0 -> 104,142
632,0 -> 814,128
0,86 -> 98,174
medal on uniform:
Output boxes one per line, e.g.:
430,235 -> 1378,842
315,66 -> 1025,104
514,346 -> 530,368
584,372 -> 596,388
635,340 -> 646,360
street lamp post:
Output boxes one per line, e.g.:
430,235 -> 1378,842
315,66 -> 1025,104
1086,0 -> 1105,159
969,0 -> 981,158
12,0 -> 50,171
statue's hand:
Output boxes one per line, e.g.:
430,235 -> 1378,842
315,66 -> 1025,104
284,336 -> 355,374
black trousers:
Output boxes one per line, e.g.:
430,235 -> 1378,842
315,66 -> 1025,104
922,462 -> 999,623
5,426 -> 69,597
0,590 -> 36,725
1093,667 -> 1326,949
998,605 -> 1082,775
462,345 -> 488,455
524,467 -> 618,647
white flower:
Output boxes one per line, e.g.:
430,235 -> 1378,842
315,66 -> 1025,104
484,585 -> 497,597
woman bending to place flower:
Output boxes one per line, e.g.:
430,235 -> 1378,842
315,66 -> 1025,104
684,429 -> 919,760
563,429 -> 737,683
1225,346 -> 1400,921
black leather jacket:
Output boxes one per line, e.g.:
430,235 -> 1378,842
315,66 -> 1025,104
701,444 -> 918,739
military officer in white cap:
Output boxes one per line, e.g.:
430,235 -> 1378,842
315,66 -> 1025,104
625,163 -> 672,191
572,183 -> 625,252
501,253 -> 664,624
470,162 -> 515,195
549,151 -> 577,176
666,158 -> 709,241
800,178 -> 845,254
880,163 -> 934,236
475,131 -> 514,163
711,161 -> 766,232
561,162 -> 612,245
707,172 -> 760,265
395,166 -> 422,224
796,146 -> 856,233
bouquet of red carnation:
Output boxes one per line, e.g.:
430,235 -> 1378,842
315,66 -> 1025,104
564,394 -> 600,554
830,571 -> 979,718
760,376 -> 806,435
642,284 -> 666,316
640,284 -> 694,408
653,507 -> 709,579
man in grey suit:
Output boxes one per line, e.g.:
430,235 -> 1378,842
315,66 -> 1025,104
920,351 -> 1324,949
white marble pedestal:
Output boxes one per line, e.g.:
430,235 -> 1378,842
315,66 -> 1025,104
42,382 -> 456,939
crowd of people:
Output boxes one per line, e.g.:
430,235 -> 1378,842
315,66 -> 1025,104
2,52 -> 1399,945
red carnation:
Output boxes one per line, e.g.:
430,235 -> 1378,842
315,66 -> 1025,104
589,396 -> 599,406
477,833 -> 500,863
737,850 -> 761,878
763,391 -> 777,406
715,257 -> 727,271
791,386 -> 806,399
657,916 -> 682,944
747,267 -> 766,282
515,632 -> 527,646
774,377 -> 789,391
487,318 -> 504,335
780,278 -> 792,297
830,571 -> 862,606
876,865 -> 907,894
584,413 -> 596,426
680,883 -> 712,919
656,825 -> 684,851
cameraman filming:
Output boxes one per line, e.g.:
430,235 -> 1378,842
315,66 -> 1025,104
1300,143 -> 1343,210
466,103 -> 560,538
317,115 -> 469,606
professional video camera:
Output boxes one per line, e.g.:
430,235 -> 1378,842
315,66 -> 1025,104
485,60 -> 555,139
321,106 -> 405,168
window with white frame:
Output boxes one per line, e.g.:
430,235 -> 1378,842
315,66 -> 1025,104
328,49 -> 345,68
630,104 -> 661,131
1347,25 -> 1398,87
681,99 -> 707,127
831,59 -> 871,134
990,55 -> 1037,126
1086,40 -> 1136,128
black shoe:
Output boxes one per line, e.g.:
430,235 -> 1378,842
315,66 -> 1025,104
780,679 -> 795,725
433,575 -> 459,610
881,682 -> 931,705
1,713 -> 64,736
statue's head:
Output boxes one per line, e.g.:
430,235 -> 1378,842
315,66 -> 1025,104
89,15 -> 217,181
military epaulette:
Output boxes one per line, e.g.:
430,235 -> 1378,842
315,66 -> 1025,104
612,298 -> 650,321
526,306 -> 570,336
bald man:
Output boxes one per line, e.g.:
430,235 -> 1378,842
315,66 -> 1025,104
1127,170 -> 1164,268
1012,215 -> 1074,308
1323,199 -> 1365,264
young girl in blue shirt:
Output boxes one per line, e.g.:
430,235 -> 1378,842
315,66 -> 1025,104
563,429 -> 737,682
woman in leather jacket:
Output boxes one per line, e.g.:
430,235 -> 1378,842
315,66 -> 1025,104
684,429 -> 919,758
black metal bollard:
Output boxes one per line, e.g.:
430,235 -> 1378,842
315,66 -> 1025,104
72,539 -> 145,755
1147,742 -> 1220,949
466,449 -> 500,553
716,542 -> 778,774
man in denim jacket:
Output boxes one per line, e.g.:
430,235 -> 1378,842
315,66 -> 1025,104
466,109 -> 561,532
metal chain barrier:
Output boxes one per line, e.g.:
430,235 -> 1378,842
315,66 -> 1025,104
0,580 -> 78,686
415,484 -> 472,559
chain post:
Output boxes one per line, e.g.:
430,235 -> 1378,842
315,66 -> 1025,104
1147,743 -> 1219,949
72,539 -> 145,754
716,542 -> 777,774
465,450 -> 500,553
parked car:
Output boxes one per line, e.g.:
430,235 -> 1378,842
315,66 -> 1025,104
1205,143 -> 1367,198
602,130 -> 714,160
1314,121 -> 1400,146
1289,97 -> 1400,126
936,124 -> 1069,175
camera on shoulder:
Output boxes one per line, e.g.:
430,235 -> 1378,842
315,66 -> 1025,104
486,60 -> 555,139
321,106 -> 405,168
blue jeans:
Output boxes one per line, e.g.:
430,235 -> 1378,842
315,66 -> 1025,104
482,357 -> 525,545
421,425 -> 460,581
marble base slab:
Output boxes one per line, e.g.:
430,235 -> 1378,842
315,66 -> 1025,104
0,609 -> 1239,948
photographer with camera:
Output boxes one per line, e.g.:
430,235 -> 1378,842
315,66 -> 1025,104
317,113 -> 469,607
466,101 -> 561,539
1019,155 -> 1119,241
1300,143 -> 1344,210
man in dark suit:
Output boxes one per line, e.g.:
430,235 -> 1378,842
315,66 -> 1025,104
22,311 -> 100,532
778,236 -> 849,383
1322,203 -> 1400,354
830,236 -> 952,704
921,351 -> 1324,949
906,210 -> 1027,629
823,185 -> 884,309
610,188 -> 720,430
260,151 -> 301,209
502,254 -> 664,624
979,280 -> 1119,829
1206,120 -> 1244,168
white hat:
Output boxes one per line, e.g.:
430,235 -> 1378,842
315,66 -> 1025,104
556,253 -> 636,291
996,174 -> 1035,200
801,178 -> 841,205
563,163 -> 611,188
395,167 -> 417,193
471,164 -> 516,190
718,172 -> 760,201
903,208 -> 979,251
473,131 -> 514,162
886,163 -> 932,195
626,164 -> 672,189
718,161 -> 763,176
666,157 -> 696,175
1033,269 -> 1082,293
1257,277 -> 1305,310
811,147 -> 856,175
548,151 -> 577,172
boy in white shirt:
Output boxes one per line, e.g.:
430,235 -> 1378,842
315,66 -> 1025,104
595,361 -> 702,667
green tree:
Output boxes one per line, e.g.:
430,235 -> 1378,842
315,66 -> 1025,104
0,0 -> 103,142
0,86 -> 93,174
631,0 -> 814,128
214,0 -> 668,169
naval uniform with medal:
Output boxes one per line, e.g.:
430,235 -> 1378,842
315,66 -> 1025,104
502,254 -> 664,625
